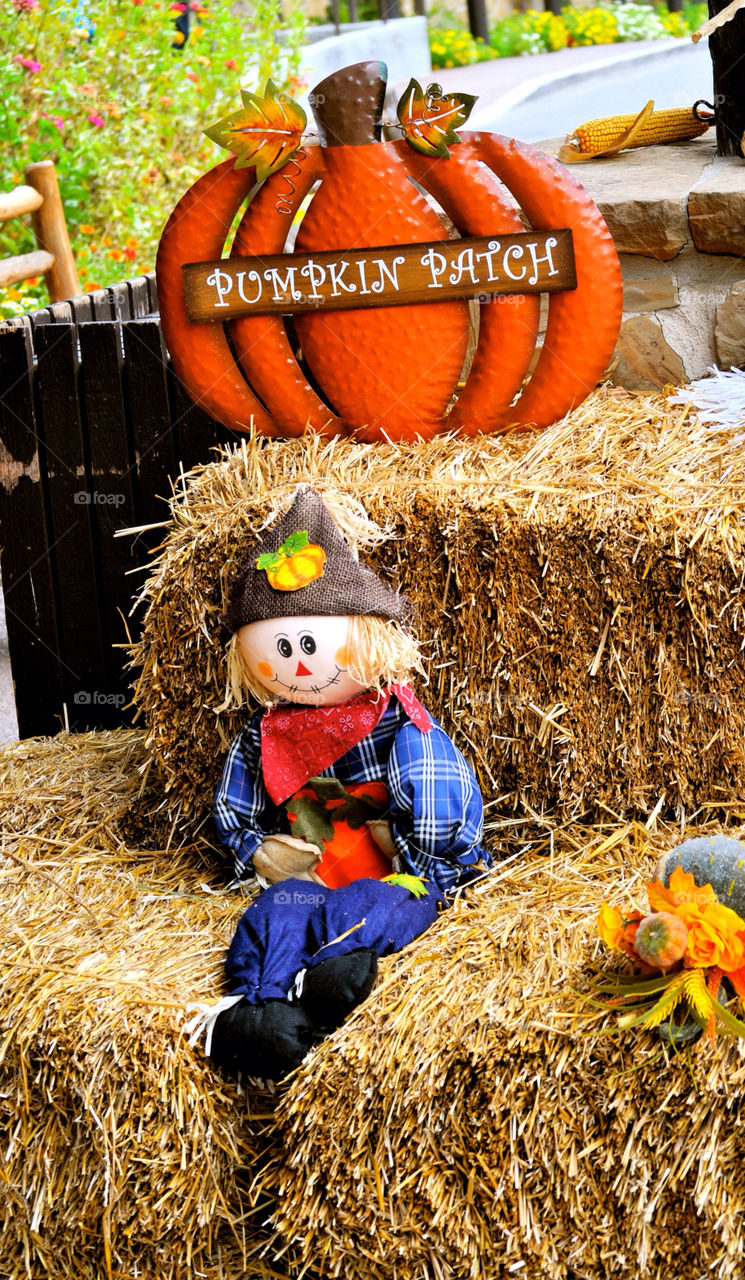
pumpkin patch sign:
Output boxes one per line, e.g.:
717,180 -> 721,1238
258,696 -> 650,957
156,61 -> 623,441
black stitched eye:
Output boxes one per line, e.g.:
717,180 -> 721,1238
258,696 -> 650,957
277,638 -> 292,658
300,635 -> 316,655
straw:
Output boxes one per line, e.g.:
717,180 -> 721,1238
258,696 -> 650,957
4,735 -> 745,1278
271,813 -> 745,1280
0,730 -> 284,1280
127,385 -> 745,831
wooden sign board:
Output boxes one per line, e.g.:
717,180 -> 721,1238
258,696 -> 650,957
182,229 -> 576,321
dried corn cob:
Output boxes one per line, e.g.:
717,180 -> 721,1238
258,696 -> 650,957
559,101 -> 712,163
573,106 -> 709,152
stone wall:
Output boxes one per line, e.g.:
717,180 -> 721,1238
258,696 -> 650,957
544,134 -> 745,389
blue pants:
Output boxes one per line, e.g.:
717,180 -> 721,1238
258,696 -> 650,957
225,876 -> 444,1003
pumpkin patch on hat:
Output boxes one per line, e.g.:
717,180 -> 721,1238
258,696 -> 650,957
256,531 -> 327,592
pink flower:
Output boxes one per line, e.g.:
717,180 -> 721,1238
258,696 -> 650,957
170,2 -> 186,8
87,112 -> 105,127
41,112 -> 64,130
14,55 -> 42,72
13,0 -> 39,10
224,58 -> 238,69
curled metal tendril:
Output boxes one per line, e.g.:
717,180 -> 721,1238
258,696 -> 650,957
693,99 -> 716,123
274,147 -> 307,215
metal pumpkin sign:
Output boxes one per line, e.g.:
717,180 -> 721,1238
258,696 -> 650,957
156,61 -> 623,441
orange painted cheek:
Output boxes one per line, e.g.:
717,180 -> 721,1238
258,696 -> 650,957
257,661 -> 274,679
335,645 -> 350,668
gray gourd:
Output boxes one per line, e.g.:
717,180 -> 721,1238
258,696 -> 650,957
655,836 -> 745,917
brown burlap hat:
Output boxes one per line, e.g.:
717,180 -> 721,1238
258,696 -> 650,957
223,487 -> 408,633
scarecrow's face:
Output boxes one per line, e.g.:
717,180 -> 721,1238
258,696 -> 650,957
238,615 -> 368,706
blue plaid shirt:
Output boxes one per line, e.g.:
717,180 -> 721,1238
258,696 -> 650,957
214,695 -> 492,892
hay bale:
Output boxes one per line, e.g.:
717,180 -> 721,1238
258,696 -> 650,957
130,387 -> 745,827
0,731 -> 284,1280
271,816 -> 745,1280
5,732 -> 745,1278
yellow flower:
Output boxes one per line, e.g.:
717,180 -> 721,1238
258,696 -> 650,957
597,903 -> 643,957
681,903 -> 745,972
646,865 -> 745,970
647,864 -> 717,914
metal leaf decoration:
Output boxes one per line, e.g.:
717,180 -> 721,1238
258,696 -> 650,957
397,79 -> 477,158
204,79 -> 307,182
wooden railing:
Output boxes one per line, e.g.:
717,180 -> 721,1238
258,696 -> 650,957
0,276 -> 236,737
0,160 -> 80,304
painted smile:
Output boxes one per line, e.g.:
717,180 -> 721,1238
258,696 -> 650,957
272,664 -> 344,697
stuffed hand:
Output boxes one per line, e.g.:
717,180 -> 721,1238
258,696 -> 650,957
253,833 -> 323,884
366,819 -> 396,859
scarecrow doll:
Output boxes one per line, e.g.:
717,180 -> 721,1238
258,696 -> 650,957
205,487 -> 492,1078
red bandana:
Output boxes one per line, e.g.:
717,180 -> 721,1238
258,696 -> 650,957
260,683 -> 431,805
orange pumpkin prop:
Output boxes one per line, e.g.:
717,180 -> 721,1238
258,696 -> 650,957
156,62 -> 622,440
257,531 -> 326,592
285,779 -> 393,889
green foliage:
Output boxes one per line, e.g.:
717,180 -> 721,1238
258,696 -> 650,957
560,5 -> 618,45
429,27 -> 495,68
317,0 -> 379,23
0,0 -> 306,318
428,0 -> 708,65
489,9 -> 568,56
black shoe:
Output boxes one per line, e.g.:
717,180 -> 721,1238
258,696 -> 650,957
300,948 -> 378,1030
209,998 -> 315,1080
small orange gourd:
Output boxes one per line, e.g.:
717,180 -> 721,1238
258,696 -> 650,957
634,911 -> 689,970
257,531 -> 326,592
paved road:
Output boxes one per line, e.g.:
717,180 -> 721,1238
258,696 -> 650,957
463,41 -> 713,142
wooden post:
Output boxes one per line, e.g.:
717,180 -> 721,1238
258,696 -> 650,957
466,0 -> 489,43
708,0 -> 745,155
25,160 -> 81,302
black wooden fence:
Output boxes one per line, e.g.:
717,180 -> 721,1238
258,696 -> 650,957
0,275 -> 235,738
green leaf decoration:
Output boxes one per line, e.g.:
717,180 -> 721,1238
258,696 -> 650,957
256,549 -> 282,571
307,777 -> 349,803
280,530 -> 310,556
307,777 -> 387,829
713,997 -> 745,1038
204,78 -> 307,182
256,529 -> 310,572
286,795 -> 335,849
396,78 -> 477,158
591,972 -> 677,997
383,873 -> 429,898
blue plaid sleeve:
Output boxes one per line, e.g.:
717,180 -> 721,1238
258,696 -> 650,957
214,716 -> 280,882
386,718 -> 492,892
